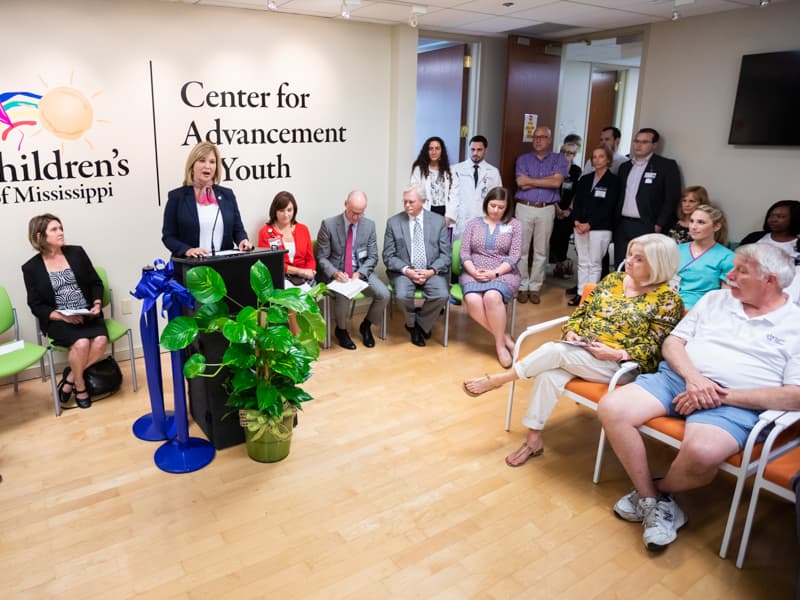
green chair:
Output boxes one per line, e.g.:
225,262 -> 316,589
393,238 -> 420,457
38,266 -> 138,393
0,286 -> 60,416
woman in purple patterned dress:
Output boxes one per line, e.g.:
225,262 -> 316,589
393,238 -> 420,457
460,187 -> 522,367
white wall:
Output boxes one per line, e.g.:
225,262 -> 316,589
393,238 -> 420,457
1,0 -> 417,362
636,1 -> 800,240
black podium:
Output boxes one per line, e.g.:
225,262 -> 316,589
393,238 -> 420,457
173,249 -> 286,449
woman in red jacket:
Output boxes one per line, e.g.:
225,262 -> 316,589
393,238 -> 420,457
257,191 -> 316,333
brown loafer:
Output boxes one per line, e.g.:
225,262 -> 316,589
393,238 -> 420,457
529,292 -> 541,304
517,291 -> 529,304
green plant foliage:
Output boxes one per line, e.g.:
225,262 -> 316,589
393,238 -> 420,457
159,262 -> 328,432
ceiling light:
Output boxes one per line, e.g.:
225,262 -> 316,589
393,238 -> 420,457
671,9 -> 679,20
760,0 -> 770,6
267,0 -> 277,10
341,1 -> 350,18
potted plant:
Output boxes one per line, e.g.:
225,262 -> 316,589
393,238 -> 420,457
160,261 -> 327,462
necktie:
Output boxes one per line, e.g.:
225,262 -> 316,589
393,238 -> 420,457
344,223 -> 354,276
473,163 -> 479,188
412,218 -> 426,269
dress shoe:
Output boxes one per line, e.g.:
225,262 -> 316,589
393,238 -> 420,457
529,292 -> 541,304
75,388 -> 92,409
405,325 -> 425,347
517,291 -> 529,304
334,327 -> 356,350
566,286 -> 578,295
567,294 -> 581,306
359,319 -> 375,348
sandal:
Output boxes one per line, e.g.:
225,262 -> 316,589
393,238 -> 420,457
74,388 -> 92,409
462,374 -> 503,398
505,443 -> 544,467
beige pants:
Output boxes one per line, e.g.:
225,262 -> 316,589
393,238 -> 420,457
513,341 -> 628,430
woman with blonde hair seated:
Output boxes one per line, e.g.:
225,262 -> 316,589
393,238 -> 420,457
463,234 -> 684,467
675,203 -> 734,309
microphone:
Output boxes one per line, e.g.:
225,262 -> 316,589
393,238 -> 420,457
210,199 -> 221,256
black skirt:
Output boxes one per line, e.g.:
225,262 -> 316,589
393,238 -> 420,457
47,313 -> 109,347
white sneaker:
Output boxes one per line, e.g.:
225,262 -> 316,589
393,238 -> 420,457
640,496 -> 687,550
613,489 -> 644,522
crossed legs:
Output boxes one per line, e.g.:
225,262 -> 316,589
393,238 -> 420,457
464,290 -> 514,366
63,336 -> 109,403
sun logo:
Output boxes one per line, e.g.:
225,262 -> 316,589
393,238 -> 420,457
0,72 -> 105,152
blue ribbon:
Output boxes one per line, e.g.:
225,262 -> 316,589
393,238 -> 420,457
131,260 -> 194,441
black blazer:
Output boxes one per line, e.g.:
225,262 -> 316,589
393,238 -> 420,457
616,154 -> 681,232
572,170 -> 619,231
161,185 -> 248,257
21,245 -> 104,336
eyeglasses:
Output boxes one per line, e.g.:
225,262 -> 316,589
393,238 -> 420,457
563,151 -> 576,155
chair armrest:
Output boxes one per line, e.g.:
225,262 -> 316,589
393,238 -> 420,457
512,316 -> 569,361
773,410 -> 800,428
607,361 -> 639,392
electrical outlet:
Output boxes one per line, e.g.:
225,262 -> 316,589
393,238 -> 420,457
121,299 -> 133,315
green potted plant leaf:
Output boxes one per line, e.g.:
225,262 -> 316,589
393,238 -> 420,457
160,261 -> 327,462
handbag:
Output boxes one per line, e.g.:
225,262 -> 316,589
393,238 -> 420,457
84,356 -> 123,399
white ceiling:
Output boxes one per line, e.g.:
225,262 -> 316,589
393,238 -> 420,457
166,0 -> 777,39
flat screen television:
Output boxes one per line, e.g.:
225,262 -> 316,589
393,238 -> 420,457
728,50 -> 800,146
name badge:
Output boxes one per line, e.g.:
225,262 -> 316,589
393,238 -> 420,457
644,178 -> 654,185
562,181 -> 573,190
500,224 -> 512,234
268,237 -> 282,250
594,187 -> 607,198
357,248 -> 368,260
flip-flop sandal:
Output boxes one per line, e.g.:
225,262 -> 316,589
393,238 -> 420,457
462,375 -> 492,398
505,443 -> 544,467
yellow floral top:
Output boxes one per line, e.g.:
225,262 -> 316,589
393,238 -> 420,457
563,271 -> 684,373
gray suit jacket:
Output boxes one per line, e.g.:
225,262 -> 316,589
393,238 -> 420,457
316,214 -> 379,281
383,210 -> 451,276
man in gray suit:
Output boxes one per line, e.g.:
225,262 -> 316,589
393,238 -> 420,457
317,190 -> 390,350
383,187 -> 451,346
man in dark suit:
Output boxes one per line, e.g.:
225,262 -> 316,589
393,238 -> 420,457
614,127 -> 681,266
383,187 -> 451,346
317,190 -> 389,350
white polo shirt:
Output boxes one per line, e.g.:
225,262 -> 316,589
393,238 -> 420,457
670,288 -> 800,389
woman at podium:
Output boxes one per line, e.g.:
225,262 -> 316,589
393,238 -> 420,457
162,142 -> 252,258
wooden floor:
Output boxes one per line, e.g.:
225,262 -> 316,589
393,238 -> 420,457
1,280 -> 796,599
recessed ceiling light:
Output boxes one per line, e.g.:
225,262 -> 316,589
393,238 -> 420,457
502,2 -> 515,7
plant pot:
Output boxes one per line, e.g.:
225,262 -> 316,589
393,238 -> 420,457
241,410 -> 295,463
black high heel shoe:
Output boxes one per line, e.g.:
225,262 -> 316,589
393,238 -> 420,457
57,368 -> 75,404
74,388 -> 92,409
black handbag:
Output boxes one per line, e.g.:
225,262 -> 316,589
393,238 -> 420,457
84,356 -> 123,399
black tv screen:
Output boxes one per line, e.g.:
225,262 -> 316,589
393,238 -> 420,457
728,50 -> 800,146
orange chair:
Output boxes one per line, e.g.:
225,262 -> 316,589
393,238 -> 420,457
735,411 -> 800,568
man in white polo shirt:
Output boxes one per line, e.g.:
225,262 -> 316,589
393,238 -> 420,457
598,243 -> 800,551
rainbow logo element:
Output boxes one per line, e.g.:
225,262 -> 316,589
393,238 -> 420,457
1,86 -> 95,151
0,91 -> 42,150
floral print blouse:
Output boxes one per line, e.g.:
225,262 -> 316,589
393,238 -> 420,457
563,271 -> 684,373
